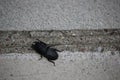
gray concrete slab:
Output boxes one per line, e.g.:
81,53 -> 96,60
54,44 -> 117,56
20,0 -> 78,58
0,51 -> 120,80
0,0 -> 120,30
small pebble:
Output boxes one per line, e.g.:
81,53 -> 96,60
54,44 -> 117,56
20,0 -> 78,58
97,47 -> 104,52
72,33 -> 76,36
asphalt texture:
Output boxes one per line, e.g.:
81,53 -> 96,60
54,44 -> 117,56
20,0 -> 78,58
0,29 -> 120,53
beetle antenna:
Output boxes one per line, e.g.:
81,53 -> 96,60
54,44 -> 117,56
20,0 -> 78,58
36,39 -> 41,42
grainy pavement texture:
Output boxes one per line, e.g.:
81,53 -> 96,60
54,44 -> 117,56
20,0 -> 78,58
0,0 -> 120,30
0,0 -> 120,80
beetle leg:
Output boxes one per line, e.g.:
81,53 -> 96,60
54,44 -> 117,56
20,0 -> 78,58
47,44 -> 55,47
48,60 -> 55,66
54,48 -> 62,52
38,55 -> 43,60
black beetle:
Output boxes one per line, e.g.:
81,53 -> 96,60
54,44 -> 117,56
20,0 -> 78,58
31,39 -> 60,66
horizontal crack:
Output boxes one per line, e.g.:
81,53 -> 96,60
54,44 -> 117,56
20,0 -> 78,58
0,29 -> 120,53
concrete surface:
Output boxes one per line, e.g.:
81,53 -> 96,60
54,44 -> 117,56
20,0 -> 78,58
0,51 -> 120,80
0,0 -> 120,80
0,0 -> 120,30
0,30 -> 119,80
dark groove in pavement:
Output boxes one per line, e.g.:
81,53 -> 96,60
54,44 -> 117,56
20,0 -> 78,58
0,29 -> 120,53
